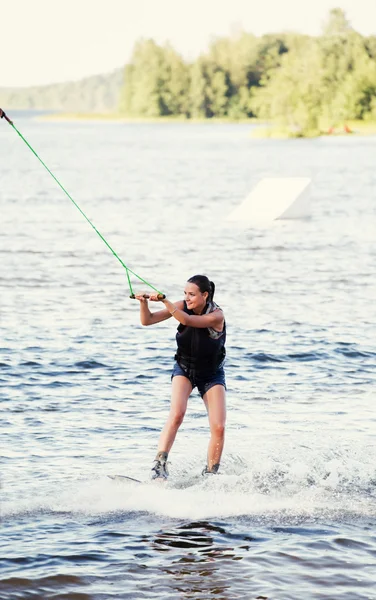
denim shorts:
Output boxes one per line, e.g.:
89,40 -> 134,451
171,361 -> 226,398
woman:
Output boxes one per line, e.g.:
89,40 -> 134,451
136,275 -> 226,480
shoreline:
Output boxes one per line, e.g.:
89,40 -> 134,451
34,112 -> 376,138
251,121 -> 376,139
36,112 -> 261,125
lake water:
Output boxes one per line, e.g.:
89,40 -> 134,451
1,115 -> 376,599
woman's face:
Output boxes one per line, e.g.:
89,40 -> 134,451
184,282 -> 208,312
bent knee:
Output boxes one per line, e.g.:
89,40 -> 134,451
210,423 -> 225,438
169,411 -> 185,427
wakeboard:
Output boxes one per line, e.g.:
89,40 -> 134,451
108,473 -> 205,489
108,474 -> 167,484
108,474 -> 143,484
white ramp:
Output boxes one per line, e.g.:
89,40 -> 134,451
228,177 -> 311,222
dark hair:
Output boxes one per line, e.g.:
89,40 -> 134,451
187,274 -> 215,301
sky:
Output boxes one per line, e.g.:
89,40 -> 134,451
1,0 -> 375,87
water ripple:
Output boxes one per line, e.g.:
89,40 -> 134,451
1,121 -> 376,600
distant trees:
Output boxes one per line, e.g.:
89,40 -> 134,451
118,8 -> 376,135
0,69 -> 124,113
119,30 -> 290,120
252,37 -> 324,134
2,7 -> 374,135
119,39 -> 190,117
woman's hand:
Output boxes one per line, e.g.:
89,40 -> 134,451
148,293 -> 166,302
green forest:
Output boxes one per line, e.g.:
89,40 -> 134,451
0,69 -> 123,114
120,8 -> 376,136
1,8 -> 375,137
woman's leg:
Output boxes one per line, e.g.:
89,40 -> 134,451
203,384 -> 226,471
157,375 -> 192,454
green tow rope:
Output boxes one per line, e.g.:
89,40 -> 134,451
0,108 -> 164,299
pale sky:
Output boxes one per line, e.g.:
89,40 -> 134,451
1,0 -> 375,87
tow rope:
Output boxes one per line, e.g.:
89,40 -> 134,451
0,108 -> 164,299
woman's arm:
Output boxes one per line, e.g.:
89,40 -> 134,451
157,297 -> 224,331
136,296 -> 184,326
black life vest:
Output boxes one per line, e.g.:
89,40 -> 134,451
175,301 -> 226,375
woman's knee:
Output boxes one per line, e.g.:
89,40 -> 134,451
210,422 -> 225,439
168,411 -> 185,428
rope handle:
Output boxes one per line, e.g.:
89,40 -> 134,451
130,293 -> 166,300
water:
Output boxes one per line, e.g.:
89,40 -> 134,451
1,116 -> 376,599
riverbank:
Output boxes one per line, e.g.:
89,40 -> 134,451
37,112 -> 261,125
36,112 -> 376,138
250,120 -> 376,138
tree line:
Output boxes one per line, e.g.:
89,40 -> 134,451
120,8 -> 376,135
0,69 -> 123,113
